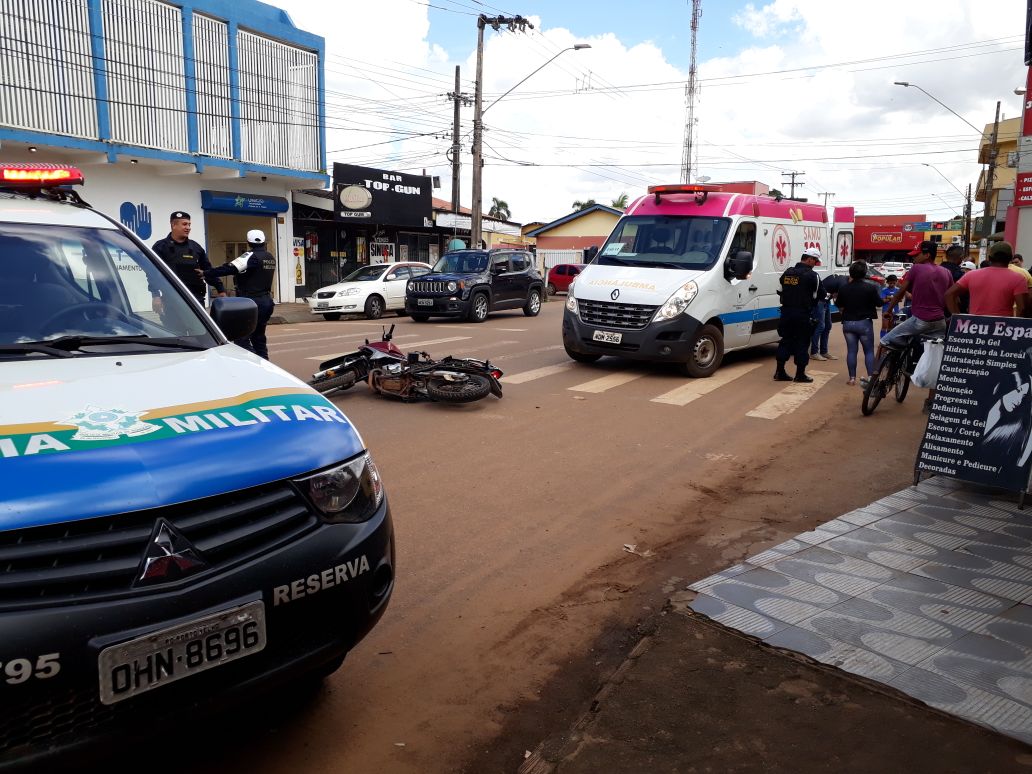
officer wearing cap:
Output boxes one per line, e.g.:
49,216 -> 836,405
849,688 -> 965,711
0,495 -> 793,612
203,229 -> 276,359
774,246 -> 824,383
151,211 -> 225,309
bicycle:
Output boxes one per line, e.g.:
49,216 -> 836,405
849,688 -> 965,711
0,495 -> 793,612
861,314 -> 942,416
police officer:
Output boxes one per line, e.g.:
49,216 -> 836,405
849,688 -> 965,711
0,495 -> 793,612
774,246 -> 824,383
151,211 -> 225,309
203,230 -> 276,360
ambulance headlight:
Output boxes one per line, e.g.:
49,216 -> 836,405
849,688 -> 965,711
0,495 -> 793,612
655,281 -> 699,321
298,453 -> 384,523
565,280 -> 578,313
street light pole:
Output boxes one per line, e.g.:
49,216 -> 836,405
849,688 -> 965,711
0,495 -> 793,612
469,15 -> 586,247
893,81 -> 982,134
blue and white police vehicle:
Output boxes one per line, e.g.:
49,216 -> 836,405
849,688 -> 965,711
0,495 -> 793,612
0,164 -> 395,765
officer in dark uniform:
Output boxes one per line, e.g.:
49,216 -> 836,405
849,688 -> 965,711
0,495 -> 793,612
774,246 -> 824,383
203,229 -> 276,359
150,211 -> 225,308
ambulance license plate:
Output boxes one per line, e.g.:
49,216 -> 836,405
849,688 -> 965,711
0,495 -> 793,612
317,302 -> 328,308
593,330 -> 622,344
417,298 -> 435,306
98,601 -> 267,705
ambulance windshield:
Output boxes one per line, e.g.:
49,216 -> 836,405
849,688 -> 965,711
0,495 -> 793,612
596,216 -> 731,270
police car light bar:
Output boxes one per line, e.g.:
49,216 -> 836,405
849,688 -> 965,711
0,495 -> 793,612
1,163 -> 85,186
647,183 -> 718,205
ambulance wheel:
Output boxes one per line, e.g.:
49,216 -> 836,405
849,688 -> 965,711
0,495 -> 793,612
565,344 -> 601,363
322,313 -> 341,321
410,314 -> 430,322
681,325 -> 723,378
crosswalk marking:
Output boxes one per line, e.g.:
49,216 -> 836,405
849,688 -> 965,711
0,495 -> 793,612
496,328 -> 528,332
305,336 -> 471,360
569,372 -> 645,394
746,370 -> 836,419
502,363 -> 577,384
650,362 -> 763,406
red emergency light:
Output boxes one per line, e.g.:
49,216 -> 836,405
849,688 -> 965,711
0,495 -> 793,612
1,163 -> 85,186
647,183 -> 719,205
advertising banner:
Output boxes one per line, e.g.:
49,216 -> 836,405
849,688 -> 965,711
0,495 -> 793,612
917,315 -> 1032,493
333,164 -> 432,228
1016,172 -> 1032,208
292,237 -> 305,287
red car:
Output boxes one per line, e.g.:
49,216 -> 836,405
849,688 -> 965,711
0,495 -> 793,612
546,263 -> 584,295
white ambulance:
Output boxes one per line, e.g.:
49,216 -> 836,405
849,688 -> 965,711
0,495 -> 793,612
562,183 -> 855,376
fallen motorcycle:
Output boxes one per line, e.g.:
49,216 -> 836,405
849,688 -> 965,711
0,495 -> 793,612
307,324 -> 503,404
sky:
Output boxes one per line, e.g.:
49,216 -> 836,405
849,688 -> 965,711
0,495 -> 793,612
269,0 -> 1026,226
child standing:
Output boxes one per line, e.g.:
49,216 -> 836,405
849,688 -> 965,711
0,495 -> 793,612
880,275 -> 900,339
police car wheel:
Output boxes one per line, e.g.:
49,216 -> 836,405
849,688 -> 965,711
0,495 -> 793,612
681,324 -> 724,378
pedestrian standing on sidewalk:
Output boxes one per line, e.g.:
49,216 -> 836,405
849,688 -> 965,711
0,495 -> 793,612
835,261 -> 882,386
946,241 -> 1028,317
940,245 -> 966,283
811,271 -> 845,361
774,246 -> 823,383
151,211 -> 226,310
203,229 -> 277,359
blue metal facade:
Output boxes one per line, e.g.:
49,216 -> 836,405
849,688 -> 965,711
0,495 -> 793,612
0,0 -> 327,183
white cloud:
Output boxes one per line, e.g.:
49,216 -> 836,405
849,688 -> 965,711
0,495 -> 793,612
267,0 -> 1026,226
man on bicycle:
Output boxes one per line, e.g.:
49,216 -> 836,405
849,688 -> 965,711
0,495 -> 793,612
877,240 -> 952,411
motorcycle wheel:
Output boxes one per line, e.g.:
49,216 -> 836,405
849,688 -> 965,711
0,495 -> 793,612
425,374 -> 492,403
307,369 -> 359,395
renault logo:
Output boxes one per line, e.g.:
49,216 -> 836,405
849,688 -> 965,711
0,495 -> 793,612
135,519 -> 207,586
610,289 -> 620,300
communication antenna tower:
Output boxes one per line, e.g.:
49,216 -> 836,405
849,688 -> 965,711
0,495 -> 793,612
680,0 -> 702,184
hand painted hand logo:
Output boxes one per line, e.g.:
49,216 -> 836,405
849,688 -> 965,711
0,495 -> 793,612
118,202 -> 153,239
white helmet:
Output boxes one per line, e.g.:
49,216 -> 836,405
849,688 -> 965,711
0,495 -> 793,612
246,229 -> 266,245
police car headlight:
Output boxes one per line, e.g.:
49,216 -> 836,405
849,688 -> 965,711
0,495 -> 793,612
338,288 -> 360,297
655,281 -> 699,321
447,281 -> 458,293
298,453 -> 384,523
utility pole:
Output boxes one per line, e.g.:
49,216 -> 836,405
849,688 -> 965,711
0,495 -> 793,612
817,192 -> 835,209
470,14 -> 534,249
782,171 -> 805,199
447,66 -> 472,215
979,100 -> 1001,239
963,183 -> 973,252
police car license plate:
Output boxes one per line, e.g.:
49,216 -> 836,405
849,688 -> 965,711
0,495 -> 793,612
98,601 -> 267,705
317,301 -> 328,308
417,298 -> 434,306
593,330 -> 622,344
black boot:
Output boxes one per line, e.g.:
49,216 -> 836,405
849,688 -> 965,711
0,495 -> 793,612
774,363 -> 792,381
794,367 -> 814,383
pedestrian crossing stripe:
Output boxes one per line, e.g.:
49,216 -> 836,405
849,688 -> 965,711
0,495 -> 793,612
650,363 -> 763,406
569,372 -> 645,394
502,363 -> 577,384
746,370 -> 836,419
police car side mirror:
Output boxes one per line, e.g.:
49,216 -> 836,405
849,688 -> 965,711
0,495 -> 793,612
211,297 -> 258,341
727,251 -> 753,281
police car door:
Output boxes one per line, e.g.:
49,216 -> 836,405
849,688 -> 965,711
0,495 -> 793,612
722,221 -> 758,350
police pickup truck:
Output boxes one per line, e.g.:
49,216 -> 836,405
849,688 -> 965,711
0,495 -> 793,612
0,164 -> 395,766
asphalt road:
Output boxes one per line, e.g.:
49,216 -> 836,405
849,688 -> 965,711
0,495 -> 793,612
179,301 -> 928,773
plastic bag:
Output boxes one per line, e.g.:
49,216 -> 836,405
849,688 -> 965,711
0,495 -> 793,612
911,340 -> 944,389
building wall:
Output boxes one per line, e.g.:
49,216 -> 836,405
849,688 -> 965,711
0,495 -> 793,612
539,210 -> 619,239
536,235 -> 608,250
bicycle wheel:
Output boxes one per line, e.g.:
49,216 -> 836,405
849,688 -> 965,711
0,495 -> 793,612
894,352 -> 911,403
862,352 -> 896,416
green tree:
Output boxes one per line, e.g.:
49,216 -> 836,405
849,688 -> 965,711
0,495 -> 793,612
611,192 -> 629,209
572,199 -> 597,211
488,197 -> 511,221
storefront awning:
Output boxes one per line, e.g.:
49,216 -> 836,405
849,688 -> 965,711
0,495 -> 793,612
201,190 -> 290,215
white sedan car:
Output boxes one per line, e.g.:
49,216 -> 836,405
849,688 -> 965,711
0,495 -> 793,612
309,262 -> 432,320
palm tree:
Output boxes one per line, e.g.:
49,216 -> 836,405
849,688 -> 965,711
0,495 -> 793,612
572,199 -> 597,211
488,197 -> 511,221
611,192 -> 629,209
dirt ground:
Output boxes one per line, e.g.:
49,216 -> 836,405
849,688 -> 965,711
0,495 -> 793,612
462,386 -> 1032,773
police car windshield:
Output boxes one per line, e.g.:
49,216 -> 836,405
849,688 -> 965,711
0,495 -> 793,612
433,251 -> 488,274
0,223 -> 218,352
597,216 -> 732,270
342,265 -> 389,282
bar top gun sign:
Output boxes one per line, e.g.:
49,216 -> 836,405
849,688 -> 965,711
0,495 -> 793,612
916,315 -> 1032,499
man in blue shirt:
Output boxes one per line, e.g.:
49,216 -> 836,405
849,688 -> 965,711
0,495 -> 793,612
879,275 -> 899,340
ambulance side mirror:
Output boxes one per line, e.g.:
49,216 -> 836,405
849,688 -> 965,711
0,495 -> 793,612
210,296 -> 258,341
727,251 -> 753,281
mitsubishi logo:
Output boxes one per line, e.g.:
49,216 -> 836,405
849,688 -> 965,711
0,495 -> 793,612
610,289 -> 620,300
136,519 -> 207,586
